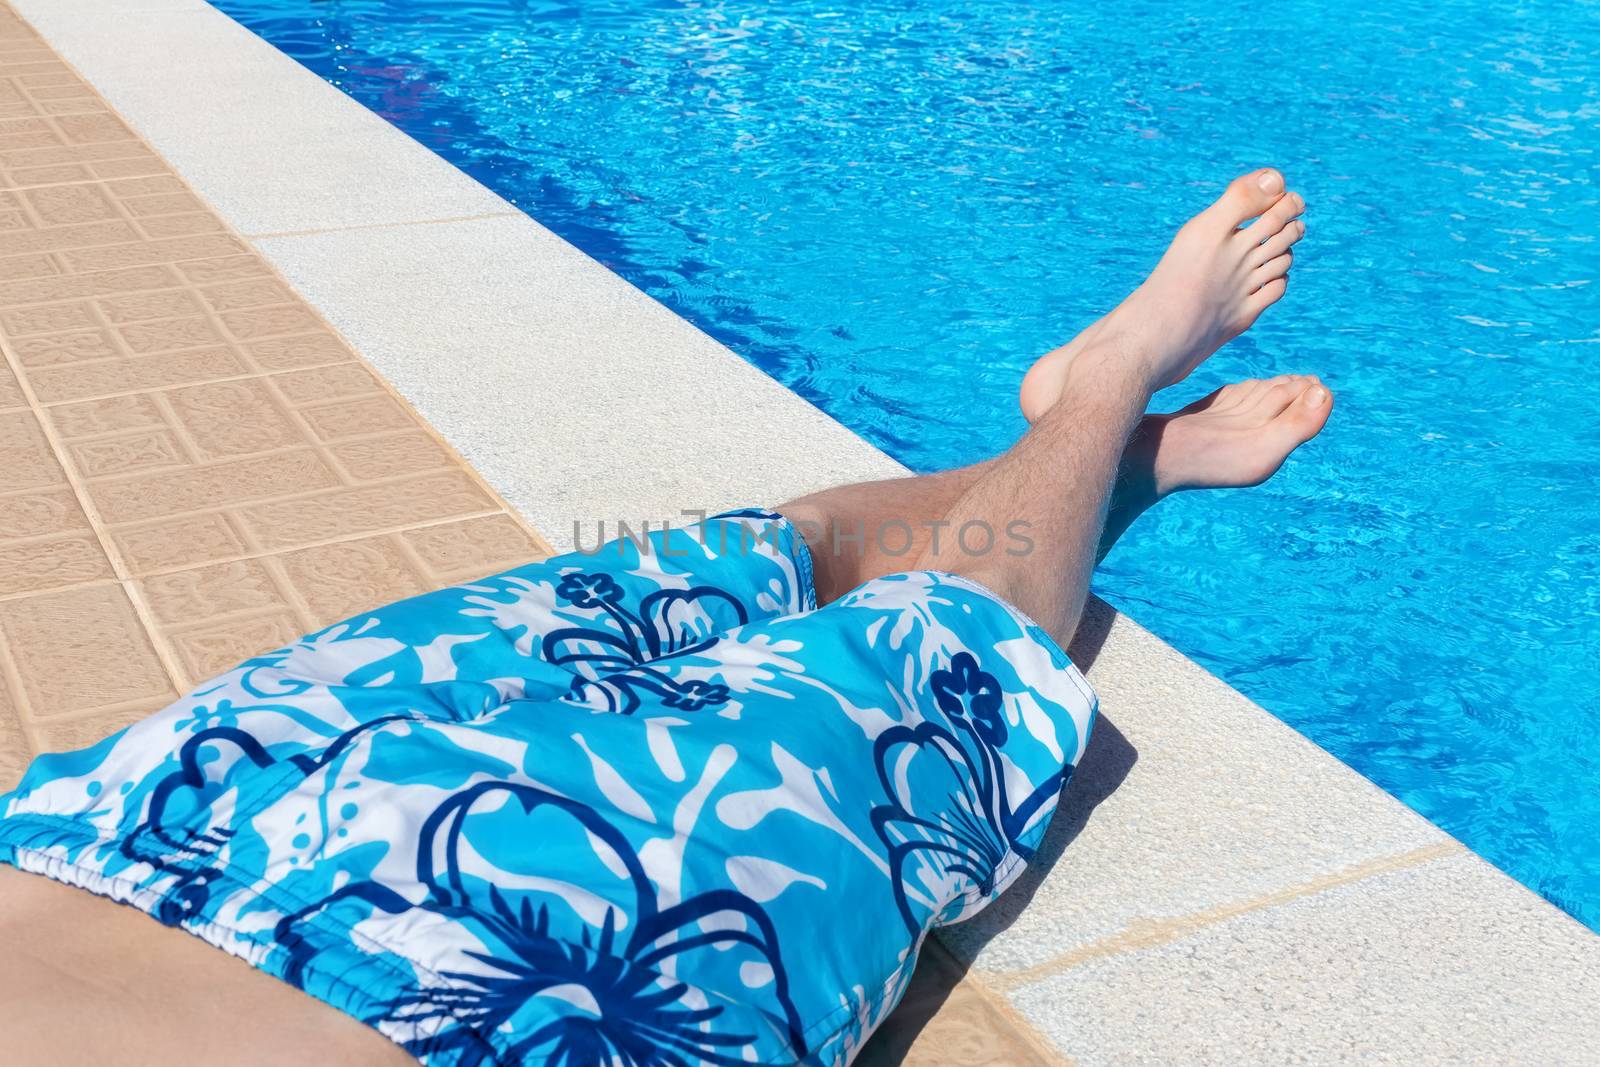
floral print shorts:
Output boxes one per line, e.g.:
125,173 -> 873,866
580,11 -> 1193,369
0,510 -> 1095,1066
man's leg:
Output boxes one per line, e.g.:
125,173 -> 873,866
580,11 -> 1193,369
783,167 -> 1322,609
914,339 -> 1150,642
782,371 -> 1330,602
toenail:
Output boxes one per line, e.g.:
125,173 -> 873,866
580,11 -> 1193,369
1309,386 -> 1329,404
1256,169 -> 1283,193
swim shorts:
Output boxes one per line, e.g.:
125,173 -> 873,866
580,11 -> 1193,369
0,510 -> 1095,1065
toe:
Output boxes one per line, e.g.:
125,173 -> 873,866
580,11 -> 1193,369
1249,219 -> 1305,267
1238,376 -> 1277,395
1204,375 -> 1295,415
1204,378 -> 1266,411
1234,276 -> 1288,332
1240,191 -> 1305,245
1243,375 -> 1294,400
1249,275 -> 1288,308
1240,381 -> 1332,485
1253,250 -> 1293,287
1256,377 -> 1306,418
1267,381 -> 1334,451
1205,168 -> 1286,229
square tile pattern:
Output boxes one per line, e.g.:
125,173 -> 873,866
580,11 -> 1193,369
0,12 -> 559,795
0,6 -> 1055,1064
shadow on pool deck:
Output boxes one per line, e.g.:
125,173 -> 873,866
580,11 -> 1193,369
860,601 -> 1138,1065
973,598 -> 1140,933
860,708 -> 1138,1064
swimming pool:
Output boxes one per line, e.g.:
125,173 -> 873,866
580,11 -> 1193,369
209,0 -> 1600,928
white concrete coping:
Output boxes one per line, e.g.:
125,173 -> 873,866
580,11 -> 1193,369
19,1 -> 1600,1062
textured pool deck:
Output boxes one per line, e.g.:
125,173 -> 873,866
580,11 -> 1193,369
3,1 -> 1599,1063
0,7 -> 553,783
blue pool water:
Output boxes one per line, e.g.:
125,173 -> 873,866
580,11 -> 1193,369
211,0 -> 1599,926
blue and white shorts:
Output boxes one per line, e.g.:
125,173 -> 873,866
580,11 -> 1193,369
0,510 -> 1095,1066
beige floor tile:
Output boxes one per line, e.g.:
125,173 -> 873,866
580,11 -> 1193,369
138,557 -> 290,626
86,449 -> 341,524
165,376 -> 301,457
0,0 -> 551,776
0,530 -> 113,595
0,485 -> 89,539
162,611 -> 305,688
399,514 -> 550,582
31,700 -> 161,754
326,430 -> 455,481
276,534 -> 429,629
110,511 -> 249,574
0,356 -> 23,407
25,345 -> 252,402
0,582 -> 173,714
859,940 -> 1066,1067
232,470 -> 496,550
0,672 -> 32,788
0,407 -> 61,488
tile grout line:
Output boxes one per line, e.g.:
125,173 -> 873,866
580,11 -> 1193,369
80,438 -> 455,498
28,355 -> 352,411
254,553 -> 321,637
0,594 -> 43,752
18,692 -> 171,728
148,602 -> 286,638
982,841 -> 1465,994
388,527 -> 448,592
145,388 -> 209,465
42,415 -> 411,464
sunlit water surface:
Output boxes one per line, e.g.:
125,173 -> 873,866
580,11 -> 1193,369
211,0 -> 1600,925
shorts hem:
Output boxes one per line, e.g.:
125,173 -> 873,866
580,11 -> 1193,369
919,569 -> 1098,710
0,814 -> 826,1066
0,816 -> 502,1065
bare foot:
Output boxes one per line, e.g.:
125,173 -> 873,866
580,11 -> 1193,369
1095,375 -> 1333,561
1138,374 -> 1333,494
1021,168 -> 1307,419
